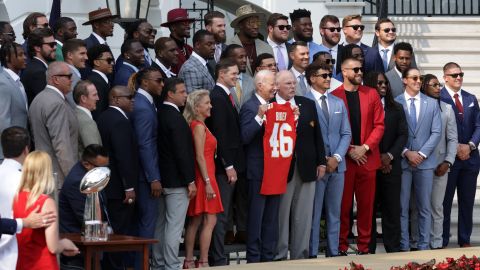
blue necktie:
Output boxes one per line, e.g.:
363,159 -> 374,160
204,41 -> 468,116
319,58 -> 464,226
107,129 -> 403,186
381,49 -> 389,71
409,97 -> 417,130
276,45 -> 287,70
298,74 -> 307,95
320,95 -> 329,124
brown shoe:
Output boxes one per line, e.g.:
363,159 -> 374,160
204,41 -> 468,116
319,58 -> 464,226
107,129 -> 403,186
234,231 -> 247,244
224,231 -> 235,245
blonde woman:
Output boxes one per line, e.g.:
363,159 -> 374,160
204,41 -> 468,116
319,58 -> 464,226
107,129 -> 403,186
183,90 -> 223,268
13,151 -> 79,270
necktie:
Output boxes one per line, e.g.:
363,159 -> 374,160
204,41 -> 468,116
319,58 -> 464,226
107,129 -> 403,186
214,44 -> 222,63
298,74 -> 307,95
381,49 -> 389,71
454,93 -> 464,121
409,97 -> 417,130
276,45 -> 287,70
235,78 -> 243,103
206,63 -> 215,80
320,95 -> 329,123
228,93 -> 235,108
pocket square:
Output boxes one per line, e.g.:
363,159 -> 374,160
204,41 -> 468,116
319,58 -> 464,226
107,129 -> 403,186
469,102 -> 474,107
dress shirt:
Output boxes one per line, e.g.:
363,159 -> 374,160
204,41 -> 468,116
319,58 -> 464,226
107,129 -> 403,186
163,101 -> 180,112
254,93 -> 268,125
327,44 -> 339,63
154,58 -> 176,78
110,105 -> 128,119
92,69 -> 109,84
267,37 -> 289,68
191,51 -> 207,67
47,84 -> 65,100
56,40 -> 63,47
275,93 -> 297,107
76,105 -> 93,119
138,88 -> 155,106
444,85 -> 463,105
395,66 -> 402,79
216,82 -> 232,96
403,92 -> 420,121
378,43 -> 394,65
33,56 -> 48,68
92,32 -> 107,44
291,67 -> 308,89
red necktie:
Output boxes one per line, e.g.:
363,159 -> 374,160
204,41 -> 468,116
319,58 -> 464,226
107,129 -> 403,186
229,93 -> 235,108
454,93 -> 464,121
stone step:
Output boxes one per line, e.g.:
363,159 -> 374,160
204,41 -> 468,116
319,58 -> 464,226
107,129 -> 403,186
363,16 -> 480,33
413,48 -> 480,63
396,33 -> 480,49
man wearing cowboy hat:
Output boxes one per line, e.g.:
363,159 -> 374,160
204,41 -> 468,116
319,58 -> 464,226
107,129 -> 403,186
161,8 -> 196,75
83,7 -> 118,49
227,4 -> 273,77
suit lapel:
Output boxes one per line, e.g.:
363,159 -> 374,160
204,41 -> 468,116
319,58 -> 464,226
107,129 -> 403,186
397,94 -> 416,134
415,94 -> 428,134
358,88 -> 369,142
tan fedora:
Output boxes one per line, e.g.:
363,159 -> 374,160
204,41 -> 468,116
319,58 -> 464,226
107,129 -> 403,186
230,4 -> 265,29
83,7 -> 119,25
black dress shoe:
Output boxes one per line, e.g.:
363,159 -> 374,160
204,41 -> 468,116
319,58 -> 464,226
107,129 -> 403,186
338,250 -> 348,256
309,255 -> 317,259
410,248 -> 418,251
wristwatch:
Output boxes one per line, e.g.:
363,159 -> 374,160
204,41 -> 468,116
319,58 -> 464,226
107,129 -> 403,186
469,142 -> 476,151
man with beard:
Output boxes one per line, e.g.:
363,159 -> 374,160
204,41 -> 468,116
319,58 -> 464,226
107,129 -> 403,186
205,11 -> 227,65
114,39 -> 145,86
53,17 -> 78,62
161,8 -> 195,75
289,9 -> 326,64
289,41 -> 310,96
179,30 -> 215,93
21,12 -> 48,61
21,27 -> 56,105
228,4 -> 274,77
332,57 -> 384,255
318,15 -> 341,78
152,37 -> 178,79
266,13 -> 291,71
386,42 -> 414,97
0,22 -> 16,46
83,8 -> 117,50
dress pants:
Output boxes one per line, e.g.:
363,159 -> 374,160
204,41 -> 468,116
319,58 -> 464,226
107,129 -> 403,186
410,169 -> 448,249
209,174 -> 235,266
227,175 -> 248,232
442,165 -> 479,246
246,179 -> 280,263
399,167 -> 433,251
275,164 -> 316,260
151,187 -> 189,270
309,172 -> 344,257
339,160 -> 376,253
369,170 -> 401,253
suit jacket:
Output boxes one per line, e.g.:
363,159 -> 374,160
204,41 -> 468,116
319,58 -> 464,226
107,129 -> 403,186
76,107 -> 102,159
157,104 -> 195,188
305,90 -> 352,173
288,39 -> 327,64
207,42 -> 227,73
332,85 -> 385,171
29,87 -> 79,186
385,68 -> 404,98
178,54 -> 215,93
440,88 -> 480,167
170,36 -> 193,75
83,34 -> 115,82
434,101 -> 458,166
97,107 -> 139,199
239,94 -> 265,181
0,68 -> 28,160
375,44 -> 417,71
395,92 -> 442,170
131,92 -> 161,183
272,95 -> 326,182
87,71 -> 111,121
206,85 -> 246,174
66,65 -> 81,108
21,57 -> 47,105
231,72 -> 255,110
84,33 -> 100,50
0,218 -> 16,237
364,46 -> 385,74
229,34 -> 274,76
113,62 -> 138,87
379,101 -> 408,175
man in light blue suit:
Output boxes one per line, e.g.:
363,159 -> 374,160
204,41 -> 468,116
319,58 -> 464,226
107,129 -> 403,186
305,63 -> 351,257
395,67 -> 441,251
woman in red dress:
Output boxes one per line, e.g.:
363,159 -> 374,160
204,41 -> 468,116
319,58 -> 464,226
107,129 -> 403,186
13,151 -> 79,270
183,90 -> 223,268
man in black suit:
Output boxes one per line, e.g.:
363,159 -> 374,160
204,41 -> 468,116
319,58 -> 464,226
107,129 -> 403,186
206,59 -> 246,266
87,44 -> 114,120
96,85 -> 138,269
274,70 -> 326,260
152,78 -> 196,270
20,27 -> 56,105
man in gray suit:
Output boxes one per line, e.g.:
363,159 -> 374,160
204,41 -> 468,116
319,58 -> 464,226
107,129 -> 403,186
73,80 -> 102,159
178,30 -> 215,93
63,39 -> 88,108
289,41 -> 309,96
228,4 -> 274,77
395,68 -> 441,251
0,42 -> 28,162
386,42 -> 414,97
410,75 -> 457,249
29,61 -> 79,187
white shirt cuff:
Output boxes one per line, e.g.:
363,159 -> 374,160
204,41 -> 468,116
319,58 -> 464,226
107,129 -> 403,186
333,154 -> 342,163
254,115 -> 263,126
16,218 -> 23,233
418,151 -> 427,159
125,188 -> 134,192
387,152 -> 394,160
225,165 -> 234,170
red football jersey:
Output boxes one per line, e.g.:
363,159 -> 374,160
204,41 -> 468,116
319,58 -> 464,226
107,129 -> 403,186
261,102 -> 297,195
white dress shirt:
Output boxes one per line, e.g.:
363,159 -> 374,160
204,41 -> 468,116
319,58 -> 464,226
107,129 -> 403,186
444,85 -> 463,105
76,105 -> 93,119
378,43 -> 394,65
403,91 -> 420,121
92,32 -> 107,45
163,101 -> 180,112
154,58 -> 176,78
191,51 -> 207,66
254,93 -> 268,126
92,69 -> 109,84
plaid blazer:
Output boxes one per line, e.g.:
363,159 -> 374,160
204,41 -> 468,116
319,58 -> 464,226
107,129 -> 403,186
178,54 -> 215,93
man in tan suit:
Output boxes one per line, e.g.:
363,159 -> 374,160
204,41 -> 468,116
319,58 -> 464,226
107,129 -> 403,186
28,61 -> 79,187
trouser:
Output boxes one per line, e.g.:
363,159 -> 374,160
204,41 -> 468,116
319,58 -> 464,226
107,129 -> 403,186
227,175 -> 248,232
135,181 -> 159,268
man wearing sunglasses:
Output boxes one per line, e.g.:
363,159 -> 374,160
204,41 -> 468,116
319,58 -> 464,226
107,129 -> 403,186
342,15 -> 369,54
313,51 -> 342,91
319,15 -> 342,78
440,62 -> 480,249
0,21 -> 16,46
289,9 -> 326,64
266,13 -> 292,71
87,44 -> 114,120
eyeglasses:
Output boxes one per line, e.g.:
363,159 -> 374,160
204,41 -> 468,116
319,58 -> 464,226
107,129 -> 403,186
344,24 -> 365,31
322,27 -> 341,33
114,94 -> 135,100
53,73 -> 73,79
313,73 -> 333,79
42,41 -> 57,48
275,25 -> 291,31
377,80 -> 389,86
2,32 -> 15,36
324,59 -> 336,65
445,72 -> 464,78
344,67 -> 362,73
36,23 -> 49,28
407,76 -> 421,81
97,57 -> 115,64
428,83 -> 443,88
146,77 -> 164,83
382,27 -> 396,33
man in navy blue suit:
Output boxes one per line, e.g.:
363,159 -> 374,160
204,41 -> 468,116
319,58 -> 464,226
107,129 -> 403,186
114,39 -> 145,86
441,62 -> 480,248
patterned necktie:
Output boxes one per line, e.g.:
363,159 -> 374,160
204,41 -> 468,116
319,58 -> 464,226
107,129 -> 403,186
409,97 -> 417,130
235,78 -> 243,102
214,44 -> 222,63
381,49 -> 389,71
454,93 -> 464,121
298,74 -> 307,95
320,95 -> 329,124
276,45 -> 287,70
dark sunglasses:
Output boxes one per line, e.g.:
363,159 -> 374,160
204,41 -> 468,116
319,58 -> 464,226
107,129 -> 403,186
428,83 -> 443,88
445,72 -> 464,78
324,59 -> 336,65
37,23 -> 50,28
314,73 -> 333,79
115,94 -> 135,100
345,24 -> 365,31
407,76 -> 421,81
146,77 -> 164,83
382,27 -> 396,33
97,57 -> 115,64
276,25 -> 292,31
3,32 -> 15,36
345,67 -> 362,73
377,80 -> 389,86
322,27 -> 341,33
42,42 -> 57,48
54,73 -> 73,79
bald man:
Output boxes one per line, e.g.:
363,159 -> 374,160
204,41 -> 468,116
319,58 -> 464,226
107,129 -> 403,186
28,61 -> 79,186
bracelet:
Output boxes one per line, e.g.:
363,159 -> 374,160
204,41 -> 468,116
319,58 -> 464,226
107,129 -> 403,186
204,177 -> 210,184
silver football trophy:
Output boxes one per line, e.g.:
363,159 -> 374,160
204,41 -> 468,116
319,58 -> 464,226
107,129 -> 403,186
80,167 -> 110,239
